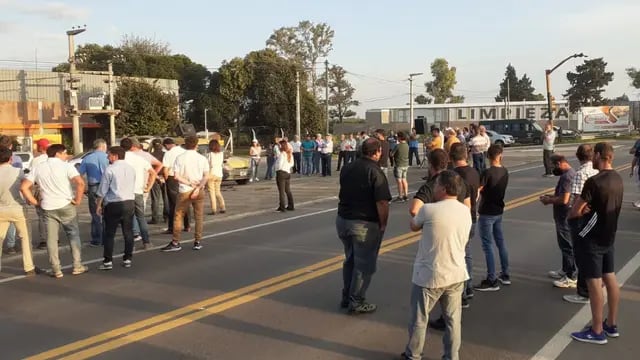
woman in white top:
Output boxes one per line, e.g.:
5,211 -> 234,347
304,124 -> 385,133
206,140 -> 226,215
249,140 -> 262,182
275,139 -> 294,212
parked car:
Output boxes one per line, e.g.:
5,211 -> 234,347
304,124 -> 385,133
13,151 -> 34,172
553,126 -> 579,140
485,130 -> 515,147
480,119 -> 544,145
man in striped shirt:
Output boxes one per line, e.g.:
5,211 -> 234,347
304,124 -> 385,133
562,144 -> 599,304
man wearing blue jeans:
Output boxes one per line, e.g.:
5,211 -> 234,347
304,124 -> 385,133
474,144 -> 510,292
79,139 -> 109,246
21,144 -> 88,278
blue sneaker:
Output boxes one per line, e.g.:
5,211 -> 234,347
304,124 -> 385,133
603,319 -> 619,338
571,327 -> 607,344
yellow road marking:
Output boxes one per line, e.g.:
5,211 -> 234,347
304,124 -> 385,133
30,164 -> 631,360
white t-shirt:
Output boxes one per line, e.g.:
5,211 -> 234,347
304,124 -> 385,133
470,135 -> 489,154
162,145 -> 186,176
543,130 -> 557,151
320,140 -> 333,154
124,152 -> 151,195
173,150 -> 209,193
30,153 -> 48,170
207,151 -> 224,178
26,157 -> 80,211
275,153 -> 294,173
291,141 -> 301,153
412,199 -> 472,289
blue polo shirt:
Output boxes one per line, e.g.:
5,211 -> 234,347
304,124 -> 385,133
79,151 -> 109,185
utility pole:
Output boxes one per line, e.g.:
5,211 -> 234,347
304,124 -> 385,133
108,61 -> 116,146
545,53 -> 587,126
506,77 -> 511,119
325,60 -> 329,134
204,108 -> 209,139
66,26 -> 86,154
408,72 -> 423,132
295,71 -> 301,139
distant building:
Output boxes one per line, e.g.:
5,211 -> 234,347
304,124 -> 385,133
0,69 -> 178,151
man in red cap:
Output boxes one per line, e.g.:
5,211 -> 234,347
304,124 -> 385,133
30,138 -> 51,249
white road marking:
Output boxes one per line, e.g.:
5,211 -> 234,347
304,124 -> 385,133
530,249 -> 640,360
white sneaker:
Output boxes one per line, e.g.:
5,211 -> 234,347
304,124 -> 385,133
553,276 -> 577,288
563,294 -> 589,304
548,270 -> 566,279
633,200 -> 640,208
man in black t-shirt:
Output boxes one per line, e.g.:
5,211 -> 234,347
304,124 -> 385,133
474,144 -> 510,292
336,138 -> 392,315
569,142 -> 623,345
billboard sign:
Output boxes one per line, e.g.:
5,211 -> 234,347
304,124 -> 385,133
581,106 -> 630,132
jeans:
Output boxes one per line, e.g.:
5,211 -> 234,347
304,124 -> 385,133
265,157 -> 275,180
150,181 -> 164,223
346,151 -> 356,165
0,208 -> 35,272
166,177 -> 189,232
250,158 -> 261,180
568,218 -> 589,297
276,171 -> 294,210
554,209 -> 575,279
478,214 -> 509,281
321,153 -> 332,176
472,153 -> 485,174
173,191 -> 205,242
103,200 -> 135,263
336,216 -> 383,305
543,149 -> 554,175
312,152 -> 321,174
131,194 -> 149,244
465,222 -> 476,292
87,184 -> 103,245
207,176 -> 226,212
34,205 -> 48,245
43,204 -> 83,273
409,148 -> 420,166
337,151 -> 346,170
404,282 -> 464,360
4,223 -> 16,248
293,152 -> 301,174
302,156 -> 312,175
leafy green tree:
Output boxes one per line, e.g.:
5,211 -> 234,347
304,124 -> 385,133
266,20 -> 334,97
316,65 -> 359,122
626,68 -> 640,88
414,94 -> 432,104
448,95 -> 465,104
564,58 -> 614,112
120,34 -> 171,56
113,79 -> 179,136
495,64 -> 545,102
425,58 -> 460,104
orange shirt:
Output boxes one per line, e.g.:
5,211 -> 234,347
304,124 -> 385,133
429,136 -> 443,150
445,136 -> 460,153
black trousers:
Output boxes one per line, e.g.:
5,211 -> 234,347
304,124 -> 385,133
337,151 -> 346,170
568,217 -> 589,297
276,170 -> 294,210
103,200 -> 135,263
293,152 -> 302,174
166,176 -> 189,231
543,149 -> 554,175
321,153 -> 332,176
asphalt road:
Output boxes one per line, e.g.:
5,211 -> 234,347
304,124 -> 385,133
1,141 -> 639,360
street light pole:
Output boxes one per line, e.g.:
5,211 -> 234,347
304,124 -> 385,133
408,72 -> 423,132
204,108 -> 209,139
295,71 -> 301,139
544,53 -> 586,126
66,26 -> 86,154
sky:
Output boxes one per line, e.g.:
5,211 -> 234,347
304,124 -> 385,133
1,0 -> 639,116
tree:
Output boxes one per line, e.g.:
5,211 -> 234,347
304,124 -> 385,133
564,58 -> 614,112
266,20 -> 334,97
113,79 -> 179,136
495,64 -> 545,102
448,95 -> 465,104
626,67 -> 640,88
414,94 -> 432,104
120,34 -> 171,56
424,58 -> 461,104
317,65 -> 359,122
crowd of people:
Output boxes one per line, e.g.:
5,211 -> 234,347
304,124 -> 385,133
335,127 -> 625,358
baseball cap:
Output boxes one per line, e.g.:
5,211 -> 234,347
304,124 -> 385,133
35,138 -> 51,149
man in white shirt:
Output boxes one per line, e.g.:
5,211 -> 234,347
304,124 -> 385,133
162,138 -> 188,234
121,138 -> 156,250
401,170 -> 472,360
161,135 -> 209,252
320,134 -> 334,177
291,135 -> 302,175
21,144 -> 88,278
469,126 -> 490,173
96,146 -> 136,270
542,122 -> 557,177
